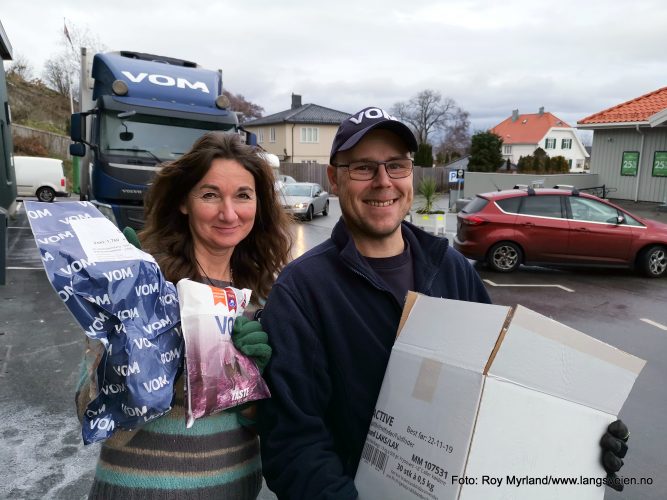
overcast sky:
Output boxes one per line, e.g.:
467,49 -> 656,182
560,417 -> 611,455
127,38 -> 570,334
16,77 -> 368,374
3,0 -> 665,143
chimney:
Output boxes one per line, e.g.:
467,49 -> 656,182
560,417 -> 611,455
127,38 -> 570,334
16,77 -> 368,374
511,109 -> 519,122
291,93 -> 302,110
538,106 -> 544,116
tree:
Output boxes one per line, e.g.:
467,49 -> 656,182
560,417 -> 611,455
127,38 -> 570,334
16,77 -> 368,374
223,90 -> 264,123
414,143 -> 433,168
532,147 -> 548,173
41,22 -> 106,98
468,131 -> 503,172
5,53 -> 34,81
43,54 -> 71,96
392,89 -> 463,145
549,155 -> 570,173
437,108 -> 471,163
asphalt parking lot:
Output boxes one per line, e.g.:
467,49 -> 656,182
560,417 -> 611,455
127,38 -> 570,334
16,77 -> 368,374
1,196 -> 665,499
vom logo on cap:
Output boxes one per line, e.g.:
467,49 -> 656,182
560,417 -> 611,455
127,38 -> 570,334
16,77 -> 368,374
330,107 -> 418,164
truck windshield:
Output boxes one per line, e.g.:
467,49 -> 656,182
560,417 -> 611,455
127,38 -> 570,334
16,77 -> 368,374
99,111 -> 236,161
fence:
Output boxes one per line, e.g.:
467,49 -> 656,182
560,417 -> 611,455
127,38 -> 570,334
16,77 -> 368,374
11,124 -> 70,158
279,163 -> 452,193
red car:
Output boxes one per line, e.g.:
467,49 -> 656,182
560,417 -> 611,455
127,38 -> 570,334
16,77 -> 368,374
454,188 -> 667,277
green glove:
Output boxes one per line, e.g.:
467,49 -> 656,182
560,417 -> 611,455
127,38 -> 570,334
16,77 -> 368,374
233,316 -> 272,374
123,226 -> 142,249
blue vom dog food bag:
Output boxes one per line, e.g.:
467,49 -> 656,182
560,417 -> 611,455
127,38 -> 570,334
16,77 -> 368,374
26,201 -> 182,444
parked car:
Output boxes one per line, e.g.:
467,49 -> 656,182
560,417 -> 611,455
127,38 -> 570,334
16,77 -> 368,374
279,182 -> 329,221
13,156 -> 68,202
276,174 -> 297,184
274,174 -> 297,191
454,188 -> 667,277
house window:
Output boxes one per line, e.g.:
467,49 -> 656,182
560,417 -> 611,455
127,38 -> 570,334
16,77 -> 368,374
503,145 -> 512,154
269,127 -> 276,143
300,127 -> 319,143
258,129 -> 264,143
561,138 -> 572,149
545,138 -> 556,149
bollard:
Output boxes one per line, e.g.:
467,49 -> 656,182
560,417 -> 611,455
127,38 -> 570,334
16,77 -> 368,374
0,207 -> 6,285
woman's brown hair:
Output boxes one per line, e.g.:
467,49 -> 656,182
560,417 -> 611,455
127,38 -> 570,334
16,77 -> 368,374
140,132 -> 292,303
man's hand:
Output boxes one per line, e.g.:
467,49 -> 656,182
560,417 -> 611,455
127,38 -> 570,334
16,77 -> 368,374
233,316 -> 272,374
600,420 -> 630,492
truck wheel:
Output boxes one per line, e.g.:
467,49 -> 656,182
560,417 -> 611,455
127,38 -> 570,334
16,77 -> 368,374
36,187 -> 56,203
322,200 -> 329,216
487,242 -> 522,272
639,245 -> 667,278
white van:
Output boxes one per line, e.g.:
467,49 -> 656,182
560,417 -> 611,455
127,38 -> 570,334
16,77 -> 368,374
13,156 -> 68,202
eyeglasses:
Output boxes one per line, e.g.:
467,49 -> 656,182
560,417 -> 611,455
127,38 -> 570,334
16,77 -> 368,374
334,159 -> 414,181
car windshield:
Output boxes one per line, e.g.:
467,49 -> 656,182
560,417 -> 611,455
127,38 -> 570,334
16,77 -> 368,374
282,184 -> 312,197
99,111 -> 236,161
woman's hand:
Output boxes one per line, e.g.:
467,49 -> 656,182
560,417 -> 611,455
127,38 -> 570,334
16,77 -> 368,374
233,316 -> 272,374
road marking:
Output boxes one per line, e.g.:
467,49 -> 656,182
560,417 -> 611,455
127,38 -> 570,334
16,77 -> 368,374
13,340 -> 80,359
0,345 -> 12,377
640,318 -> 667,331
6,267 -> 43,270
484,279 -> 575,293
7,226 -> 32,229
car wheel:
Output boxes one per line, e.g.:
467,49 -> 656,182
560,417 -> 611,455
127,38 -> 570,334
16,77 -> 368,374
487,242 -> 522,273
322,200 -> 329,216
640,245 -> 667,278
305,205 -> 314,221
36,186 -> 56,203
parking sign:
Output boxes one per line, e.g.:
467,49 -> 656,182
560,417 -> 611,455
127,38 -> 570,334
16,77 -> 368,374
448,170 -> 457,183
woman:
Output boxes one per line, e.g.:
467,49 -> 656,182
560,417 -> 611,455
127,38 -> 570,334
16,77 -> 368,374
78,132 -> 292,499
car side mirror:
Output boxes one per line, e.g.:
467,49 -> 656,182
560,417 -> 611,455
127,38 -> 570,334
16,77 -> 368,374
616,215 -> 625,225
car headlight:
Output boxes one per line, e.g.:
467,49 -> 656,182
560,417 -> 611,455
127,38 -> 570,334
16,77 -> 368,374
294,202 -> 308,209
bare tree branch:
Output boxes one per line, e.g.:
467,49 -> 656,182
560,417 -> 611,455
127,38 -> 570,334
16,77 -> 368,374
223,90 -> 264,123
42,22 -> 107,98
5,54 -> 34,81
42,54 -> 71,95
391,89 -> 464,145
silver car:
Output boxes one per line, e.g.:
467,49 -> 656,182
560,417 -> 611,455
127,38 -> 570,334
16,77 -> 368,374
280,182 -> 329,221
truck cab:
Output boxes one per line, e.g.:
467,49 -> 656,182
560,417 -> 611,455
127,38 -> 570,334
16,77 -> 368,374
70,50 -> 249,229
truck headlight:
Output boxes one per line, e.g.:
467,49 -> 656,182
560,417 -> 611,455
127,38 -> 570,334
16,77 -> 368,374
94,202 -> 118,226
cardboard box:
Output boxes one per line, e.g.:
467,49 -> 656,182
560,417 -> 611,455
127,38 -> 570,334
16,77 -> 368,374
355,293 -> 645,500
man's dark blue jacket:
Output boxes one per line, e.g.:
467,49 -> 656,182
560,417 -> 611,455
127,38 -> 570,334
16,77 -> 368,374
259,219 -> 491,499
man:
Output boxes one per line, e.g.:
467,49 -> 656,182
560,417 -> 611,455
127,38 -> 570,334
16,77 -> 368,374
258,107 -> 629,498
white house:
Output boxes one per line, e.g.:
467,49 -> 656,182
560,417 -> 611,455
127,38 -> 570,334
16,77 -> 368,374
491,108 -> 589,172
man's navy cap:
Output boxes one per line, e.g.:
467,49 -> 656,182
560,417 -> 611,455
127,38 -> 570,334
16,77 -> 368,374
329,107 -> 418,164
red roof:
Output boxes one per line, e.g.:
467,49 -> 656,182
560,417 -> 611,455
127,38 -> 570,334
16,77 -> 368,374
578,86 -> 667,125
491,112 -> 570,145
